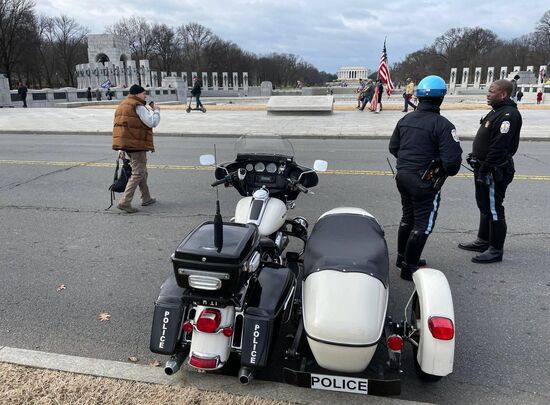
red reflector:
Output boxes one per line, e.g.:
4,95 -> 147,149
386,335 -> 404,351
182,321 -> 193,333
428,317 -> 455,340
196,309 -> 221,333
189,355 -> 218,369
222,327 -> 233,337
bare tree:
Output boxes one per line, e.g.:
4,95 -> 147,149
107,17 -> 155,62
176,22 -> 213,71
0,0 -> 37,86
51,15 -> 88,86
151,23 -> 177,72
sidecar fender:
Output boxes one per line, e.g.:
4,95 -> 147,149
412,268 -> 455,376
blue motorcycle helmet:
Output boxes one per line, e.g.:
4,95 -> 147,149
416,75 -> 447,98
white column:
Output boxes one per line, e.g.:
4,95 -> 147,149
232,72 -> 239,88
202,72 -> 208,88
486,67 -> 494,85
449,68 -> 457,93
461,68 -> 469,87
500,66 -> 508,80
473,67 -> 482,88
222,72 -> 228,90
243,72 -> 248,91
212,72 -> 218,90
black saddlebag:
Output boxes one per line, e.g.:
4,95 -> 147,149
172,222 -> 260,296
240,265 -> 295,368
150,274 -> 186,355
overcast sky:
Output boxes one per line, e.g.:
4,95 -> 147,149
35,0 -> 548,73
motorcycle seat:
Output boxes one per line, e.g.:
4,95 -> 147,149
304,212 -> 389,287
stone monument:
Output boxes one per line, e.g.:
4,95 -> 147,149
212,72 -> 218,90
233,72 -> 239,88
474,67 -> 482,88
243,72 -> 249,91
449,68 -> 457,92
486,67 -> 494,85
462,68 -> 469,87
222,72 -> 228,90
0,74 -> 13,107
500,67 -> 508,80
202,72 -> 208,88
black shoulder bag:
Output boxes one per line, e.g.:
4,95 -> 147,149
107,158 -> 132,209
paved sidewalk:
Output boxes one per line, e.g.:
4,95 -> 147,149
0,107 -> 548,140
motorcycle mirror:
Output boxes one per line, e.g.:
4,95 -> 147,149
199,154 -> 215,166
313,160 -> 328,172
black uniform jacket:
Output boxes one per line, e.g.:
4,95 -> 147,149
472,99 -> 521,174
389,102 -> 462,176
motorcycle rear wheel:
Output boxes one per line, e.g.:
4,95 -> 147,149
410,292 -> 442,382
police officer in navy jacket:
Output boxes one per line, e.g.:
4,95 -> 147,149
389,75 -> 462,281
458,79 -> 521,263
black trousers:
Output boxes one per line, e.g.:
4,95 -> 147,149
396,171 -> 441,234
474,169 -> 514,222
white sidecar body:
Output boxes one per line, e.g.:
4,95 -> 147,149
302,208 -> 389,373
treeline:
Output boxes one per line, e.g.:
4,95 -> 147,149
0,0 -> 335,89
392,10 -> 550,85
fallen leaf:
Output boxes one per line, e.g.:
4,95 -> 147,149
128,356 -> 138,363
149,360 -> 161,367
56,284 -> 66,292
98,312 -> 111,321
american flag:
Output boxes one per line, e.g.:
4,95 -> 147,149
378,41 -> 395,96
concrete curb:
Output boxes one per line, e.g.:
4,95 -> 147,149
0,346 -> 428,404
1,130 -> 549,142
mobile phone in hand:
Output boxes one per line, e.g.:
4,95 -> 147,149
149,101 -> 155,108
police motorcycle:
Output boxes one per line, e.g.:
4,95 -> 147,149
149,136 -> 327,383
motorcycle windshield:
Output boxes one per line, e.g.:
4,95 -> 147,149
235,136 -> 294,159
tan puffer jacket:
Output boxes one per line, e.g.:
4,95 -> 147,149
112,96 -> 154,151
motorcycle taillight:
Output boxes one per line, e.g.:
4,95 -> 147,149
196,308 -> 221,333
428,316 -> 454,340
190,354 -> 218,369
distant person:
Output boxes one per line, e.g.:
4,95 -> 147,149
355,78 -> 365,109
96,87 -> 102,101
516,90 -> 523,102
376,79 -> 384,111
402,78 -> 416,112
112,84 -> 160,213
536,90 -> 543,104
86,86 -> 92,101
17,82 -> 28,108
191,76 -> 204,109
106,88 -> 113,100
510,74 -> 520,101
458,79 -> 522,263
359,79 -> 374,111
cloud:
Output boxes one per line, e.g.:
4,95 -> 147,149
35,0 -> 549,72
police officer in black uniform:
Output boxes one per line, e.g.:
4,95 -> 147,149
458,79 -> 521,263
389,75 -> 462,281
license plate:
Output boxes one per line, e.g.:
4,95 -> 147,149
311,373 -> 368,395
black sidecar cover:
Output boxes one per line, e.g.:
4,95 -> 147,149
304,213 -> 389,287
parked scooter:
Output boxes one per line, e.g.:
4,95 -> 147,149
149,136 -> 327,382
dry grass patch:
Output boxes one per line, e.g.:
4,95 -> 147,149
0,362 -> 292,405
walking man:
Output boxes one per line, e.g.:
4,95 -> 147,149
112,84 -> 160,213
17,82 -> 28,108
458,79 -> 522,263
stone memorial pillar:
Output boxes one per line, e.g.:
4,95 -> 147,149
486,67 -> 494,85
260,81 -> 273,97
222,72 -> 228,90
151,71 -> 159,87
0,74 -> 13,107
139,60 -> 151,87
513,66 -> 521,74
171,72 -> 178,78
526,66 -> 534,73
212,72 -> 218,90
233,72 -> 239,88
500,66 -> 508,80
161,71 -> 167,80
474,67 -> 482,88
126,60 -> 136,85
191,71 -> 198,83
539,65 -> 547,83
89,62 -> 100,88
449,68 -> 457,93
202,72 -> 208,88
243,72 -> 249,91
182,72 -> 188,87
461,68 -> 469,88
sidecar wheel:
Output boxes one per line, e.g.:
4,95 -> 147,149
410,292 -> 443,382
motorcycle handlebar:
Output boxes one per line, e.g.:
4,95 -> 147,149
287,177 -> 309,194
211,171 -> 235,187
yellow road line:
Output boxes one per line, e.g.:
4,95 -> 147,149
1,159 -> 548,180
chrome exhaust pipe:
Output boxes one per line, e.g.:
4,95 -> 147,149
165,349 -> 188,375
238,366 -> 254,385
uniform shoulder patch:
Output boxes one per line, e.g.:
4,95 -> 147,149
500,121 -> 510,134
451,128 -> 460,142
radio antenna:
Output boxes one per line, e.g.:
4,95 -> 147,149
213,144 -> 223,252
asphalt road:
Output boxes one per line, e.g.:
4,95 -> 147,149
0,134 -> 549,404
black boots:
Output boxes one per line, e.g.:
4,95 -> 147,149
471,246 -> 503,263
471,220 -> 507,263
396,222 -> 427,269
399,230 -> 429,281
396,254 -> 426,268
458,238 -> 489,252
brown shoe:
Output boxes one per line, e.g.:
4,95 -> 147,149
117,203 -> 138,213
141,198 -> 156,206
